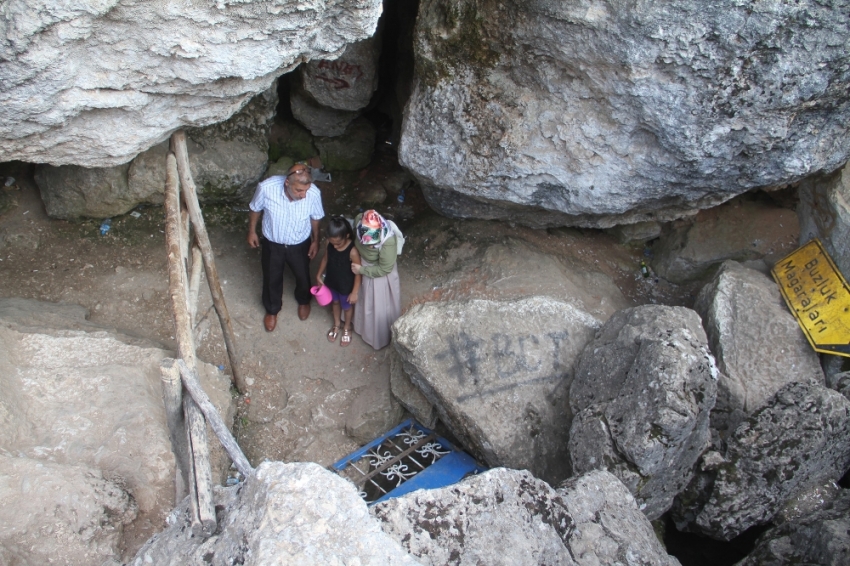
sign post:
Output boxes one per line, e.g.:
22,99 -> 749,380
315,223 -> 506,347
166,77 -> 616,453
771,239 -> 850,357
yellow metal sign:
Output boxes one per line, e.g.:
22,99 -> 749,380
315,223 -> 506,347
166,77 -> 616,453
772,239 -> 850,357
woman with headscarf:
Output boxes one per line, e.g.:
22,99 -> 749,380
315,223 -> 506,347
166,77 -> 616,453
351,209 -> 401,350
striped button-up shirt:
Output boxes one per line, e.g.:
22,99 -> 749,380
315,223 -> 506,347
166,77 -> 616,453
249,176 -> 324,245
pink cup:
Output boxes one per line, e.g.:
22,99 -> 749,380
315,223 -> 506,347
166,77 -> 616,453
311,284 -> 333,306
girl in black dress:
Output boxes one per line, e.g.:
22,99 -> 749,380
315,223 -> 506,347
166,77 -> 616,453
315,216 -> 362,346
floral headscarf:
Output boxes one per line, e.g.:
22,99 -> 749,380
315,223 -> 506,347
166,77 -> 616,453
357,210 -> 391,247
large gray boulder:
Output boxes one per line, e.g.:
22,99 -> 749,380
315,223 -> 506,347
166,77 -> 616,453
393,297 -> 603,484
0,297 -> 234,563
797,161 -> 850,280
0,0 -> 383,167
737,487 -> 850,566
314,116 -> 377,171
694,261 -> 825,434
301,36 -> 381,111
35,86 -> 276,219
34,162 -> 133,221
290,82 -> 362,137
389,348 -> 439,429
131,461 -> 420,566
651,198 -> 800,284
673,381 -> 850,541
373,467 -> 681,566
569,305 -> 718,520
399,0 -> 850,228
0,455 -> 138,566
444,239 -> 631,321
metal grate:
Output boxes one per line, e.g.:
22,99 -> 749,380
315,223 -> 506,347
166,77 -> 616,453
331,419 -> 486,505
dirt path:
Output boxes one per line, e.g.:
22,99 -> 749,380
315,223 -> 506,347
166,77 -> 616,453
0,158 -> 694,472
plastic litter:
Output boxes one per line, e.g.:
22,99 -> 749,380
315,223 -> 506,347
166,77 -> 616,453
640,261 -> 650,278
397,189 -> 406,203
99,219 -> 112,236
311,168 -> 332,182
130,211 -> 141,219
4,177 -> 15,187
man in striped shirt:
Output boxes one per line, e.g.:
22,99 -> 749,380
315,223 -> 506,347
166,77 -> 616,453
247,164 -> 324,331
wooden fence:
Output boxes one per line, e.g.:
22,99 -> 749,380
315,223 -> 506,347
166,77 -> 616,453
159,131 -> 253,536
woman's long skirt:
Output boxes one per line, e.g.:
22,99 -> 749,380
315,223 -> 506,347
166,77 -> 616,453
353,260 -> 401,350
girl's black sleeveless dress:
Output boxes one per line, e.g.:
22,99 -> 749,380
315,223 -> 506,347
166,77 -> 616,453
325,241 -> 355,295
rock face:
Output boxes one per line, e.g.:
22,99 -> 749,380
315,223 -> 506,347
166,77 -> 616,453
373,467 -> 681,566
0,298 -> 234,564
673,382 -> 850,541
389,348 -> 438,428
444,238 -> 631,320
34,162 -> 133,220
131,461 -> 419,566
314,117 -> 377,170
399,0 -> 850,228
569,305 -> 717,520
651,198 -> 800,283
797,161 -> 850,280
290,82 -> 362,137
0,455 -> 138,566
738,487 -> 850,566
0,0 -> 383,167
34,86 -> 277,219
393,297 -> 602,484
694,261 -> 825,434
301,36 -> 381,111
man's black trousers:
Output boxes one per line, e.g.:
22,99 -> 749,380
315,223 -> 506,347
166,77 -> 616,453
261,237 -> 311,315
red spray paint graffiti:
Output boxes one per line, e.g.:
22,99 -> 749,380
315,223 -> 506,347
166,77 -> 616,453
313,60 -> 365,90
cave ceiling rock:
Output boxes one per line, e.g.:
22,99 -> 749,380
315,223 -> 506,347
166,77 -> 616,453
0,0 -> 383,167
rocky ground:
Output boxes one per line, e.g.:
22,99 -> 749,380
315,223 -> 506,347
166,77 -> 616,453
0,152 -> 798,499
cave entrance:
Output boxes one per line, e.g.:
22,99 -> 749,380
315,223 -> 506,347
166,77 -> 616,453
267,0 -> 421,223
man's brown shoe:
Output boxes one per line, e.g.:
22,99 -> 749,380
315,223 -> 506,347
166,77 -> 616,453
264,313 -> 277,332
298,304 -> 310,321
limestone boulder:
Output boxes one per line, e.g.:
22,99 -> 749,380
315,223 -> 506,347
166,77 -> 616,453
651,198 -> 800,283
444,238 -> 631,321
268,118 -> 317,164
0,455 -> 138,566
557,470 -> 682,566
672,382 -> 850,541
301,36 -> 381,111
694,261 -> 825,434
34,162 -> 133,221
130,461 -> 419,566
609,221 -> 663,245
797,161 -> 850,280
373,467 -> 681,566
569,305 -> 718,520
314,117 -> 377,171
34,85 -> 276,219
828,371 -> 850,400
291,83 -> 362,137
389,348 -> 438,429
400,0 -> 850,228
0,0 -> 383,167
392,296 -> 603,484
0,298 -> 234,532
737,487 -> 850,566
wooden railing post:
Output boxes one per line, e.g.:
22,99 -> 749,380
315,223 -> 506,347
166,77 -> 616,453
171,131 -> 246,394
160,358 -> 189,501
177,359 -> 253,477
164,151 -> 216,536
